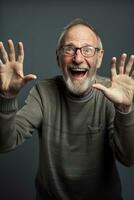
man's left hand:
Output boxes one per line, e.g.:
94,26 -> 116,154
93,53 -> 134,113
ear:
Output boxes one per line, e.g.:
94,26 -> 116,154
56,50 -> 61,67
96,50 -> 104,69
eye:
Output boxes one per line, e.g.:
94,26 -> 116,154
63,46 -> 74,54
83,46 -> 94,54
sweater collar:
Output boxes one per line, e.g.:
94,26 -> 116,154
66,86 -> 95,102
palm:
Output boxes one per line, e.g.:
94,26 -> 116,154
0,40 -> 36,96
93,54 -> 134,111
1,61 -> 24,94
105,74 -> 134,105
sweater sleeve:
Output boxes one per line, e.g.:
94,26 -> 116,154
98,76 -> 134,166
108,101 -> 134,166
113,106 -> 134,166
0,85 -> 43,152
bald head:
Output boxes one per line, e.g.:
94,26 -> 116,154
57,18 -> 103,51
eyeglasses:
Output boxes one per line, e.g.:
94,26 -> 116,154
59,45 -> 100,58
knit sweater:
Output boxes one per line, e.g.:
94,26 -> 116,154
0,75 -> 134,200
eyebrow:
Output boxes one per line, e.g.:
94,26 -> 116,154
64,42 -> 93,47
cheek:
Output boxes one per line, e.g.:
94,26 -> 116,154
86,58 -> 97,68
59,55 -> 72,68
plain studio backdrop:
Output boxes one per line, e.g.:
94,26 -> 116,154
0,0 -> 134,199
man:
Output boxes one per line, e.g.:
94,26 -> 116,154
0,18 -> 134,200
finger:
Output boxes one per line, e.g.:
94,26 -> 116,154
8,39 -> 15,62
92,83 -> 108,93
23,74 -> 37,83
0,59 -> 3,66
118,53 -> 127,74
0,42 -> 9,63
125,55 -> 134,75
131,71 -> 134,80
111,57 -> 117,80
17,42 -> 24,63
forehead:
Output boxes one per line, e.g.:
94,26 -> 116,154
64,25 -> 98,46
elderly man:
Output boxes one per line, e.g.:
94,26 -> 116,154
0,18 -> 134,200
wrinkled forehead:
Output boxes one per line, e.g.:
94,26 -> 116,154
64,25 -> 98,47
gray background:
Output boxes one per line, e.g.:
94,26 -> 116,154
0,0 -> 134,199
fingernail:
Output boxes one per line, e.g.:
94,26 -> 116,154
8,39 -> 12,43
33,75 -> 37,79
18,42 -> 23,46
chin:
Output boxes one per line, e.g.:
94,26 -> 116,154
63,75 -> 93,95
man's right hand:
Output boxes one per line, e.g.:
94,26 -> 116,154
0,40 -> 37,97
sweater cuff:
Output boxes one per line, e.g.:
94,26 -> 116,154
0,93 -> 18,112
115,104 -> 134,125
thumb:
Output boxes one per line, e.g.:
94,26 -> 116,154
92,83 -> 108,93
23,74 -> 37,83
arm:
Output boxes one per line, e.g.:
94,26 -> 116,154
113,107 -> 134,166
93,54 -> 134,166
107,102 -> 134,166
0,40 -> 40,152
0,86 -> 43,152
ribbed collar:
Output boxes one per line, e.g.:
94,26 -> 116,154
66,86 -> 95,102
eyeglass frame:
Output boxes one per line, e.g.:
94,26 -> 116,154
58,45 -> 101,58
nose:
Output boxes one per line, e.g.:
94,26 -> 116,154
72,49 -> 85,64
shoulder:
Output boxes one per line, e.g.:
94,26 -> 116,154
31,76 -> 65,101
35,75 -> 64,91
38,75 -> 63,86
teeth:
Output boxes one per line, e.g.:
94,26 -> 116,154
70,68 -> 87,72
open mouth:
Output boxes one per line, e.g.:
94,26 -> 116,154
68,67 -> 88,80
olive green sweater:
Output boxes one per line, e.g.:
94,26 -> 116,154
0,75 -> 134,200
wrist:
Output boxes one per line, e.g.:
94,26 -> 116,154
114,103 -> 132,113
0,88 -> 18,98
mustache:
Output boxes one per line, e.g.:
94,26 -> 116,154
67,64 -> 89,70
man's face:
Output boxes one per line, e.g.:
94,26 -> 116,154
58,25 -> 104,95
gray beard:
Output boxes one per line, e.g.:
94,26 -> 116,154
61,63 -> 97,95
63,74 -> 95,95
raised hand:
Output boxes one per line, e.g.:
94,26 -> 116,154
93,54 -> 134,112
0,40 -> 37,97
